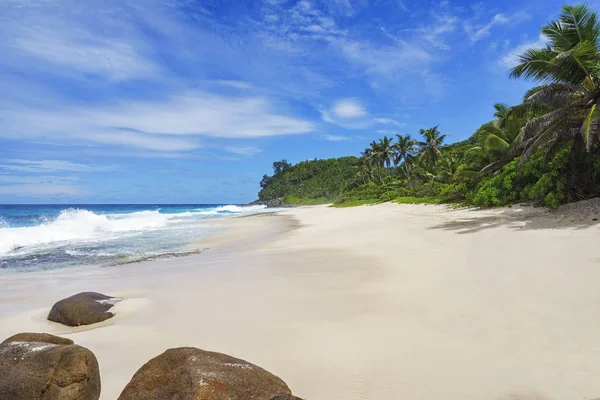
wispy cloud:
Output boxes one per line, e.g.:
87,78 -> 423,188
225,146 -> 263,157
214,80 -> 255,90
421,13 -> 458,50
257,0 -> 440,100
331,98 -> 366,118
2,92 -> 314,150
374,117 -> 405,126
338,38 -> 431,76
13,32 -> 158,81
2,1 -> 159,81
465,13 -> 508,43
90,132 -> 201,151
321,134 -> 351,141
0,0 -> 544,190
0,160 -> 116,173
465,11 -> 531,43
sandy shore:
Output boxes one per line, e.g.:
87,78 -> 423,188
2,203 -> 600,399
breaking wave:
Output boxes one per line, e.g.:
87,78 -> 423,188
0,205 -> 269,257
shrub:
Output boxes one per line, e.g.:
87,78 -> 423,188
470,160 -> 519,207
414,181 -> 449,197
439,182 -> 468,202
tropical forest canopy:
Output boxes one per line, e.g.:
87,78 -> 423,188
259,4 -> 600,208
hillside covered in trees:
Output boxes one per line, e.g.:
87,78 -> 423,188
258,157 -> 359,204
258,4 -> 600,208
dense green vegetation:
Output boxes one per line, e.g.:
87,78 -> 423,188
258,157 -> 359,204
259,4 -> 600,208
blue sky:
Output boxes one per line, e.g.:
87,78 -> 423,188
0,0 -> 592,203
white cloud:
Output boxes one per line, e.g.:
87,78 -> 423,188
374,118 -> 404,126
91,133 -> 200,151
2,2 -> 159,81
0,160 -> 116,173
14,33 -> 157,81
338,38 -> 431,76
465,11 -> 531,44
321,134 -> 351,141
331,98 -> 366,118
1,92 -> 314,150
500,34 -> 548,69
0,0 -> 535,161
214,80 -> 254,90
464,13 -> 509,43
225,146 -> 263,156
421,13 -> 458,50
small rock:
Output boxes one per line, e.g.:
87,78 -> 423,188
118,347 -> 294,400
48,292 -> 120,326
270,396 -> 305,400
0,332 -> 100,400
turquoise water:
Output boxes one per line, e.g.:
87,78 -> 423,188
0,204 -> 270,272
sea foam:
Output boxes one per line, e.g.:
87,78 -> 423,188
0,205 -> 269,257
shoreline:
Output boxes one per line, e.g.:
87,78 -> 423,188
1,203 -> 600,399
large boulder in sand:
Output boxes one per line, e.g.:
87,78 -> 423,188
118,347 -> 294,400
2,332 -> 75,346
48,292 -> 120,326
0,332 -> 101,400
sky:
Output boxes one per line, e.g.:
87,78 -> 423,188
0,0 -> 594,204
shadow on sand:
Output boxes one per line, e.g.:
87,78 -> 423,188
427,206 -> 600,234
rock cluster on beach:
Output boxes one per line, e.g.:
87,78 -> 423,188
2,292 -> 303,399
47,292 -> 120,327
0,333 -> 101,400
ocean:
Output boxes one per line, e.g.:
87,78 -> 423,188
0,204 -> 272,272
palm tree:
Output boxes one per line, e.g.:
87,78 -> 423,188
510,4 -> 600,162
374,136 -> 395,169
368,141 -> 382,167
357,156 -> 375,184
392,134 -> 416,189
437,153 -> 461,183
460,104 -> 526,177
417,126 -> 447,168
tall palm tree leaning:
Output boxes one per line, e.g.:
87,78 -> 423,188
509,4 -> 600,163
465,103 -> 525,174
392,134 -> 416,189
417,126 -> 447,169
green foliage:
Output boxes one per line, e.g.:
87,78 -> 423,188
259,157 -> 359,202
340,181 -> 412,203
439,182 -> 468,202
470,160 -> 520,207
414,181 -> 449,197
470,143 -> 572,208
392,196 -> 442,204
281,195 -> 331,205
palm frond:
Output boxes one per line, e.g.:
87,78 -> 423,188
582,103 -> 600,150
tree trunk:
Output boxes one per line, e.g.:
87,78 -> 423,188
405,163 -> 413,190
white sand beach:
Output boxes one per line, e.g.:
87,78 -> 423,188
1,203 -> 600,399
